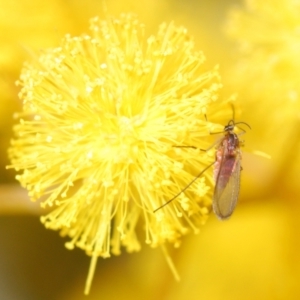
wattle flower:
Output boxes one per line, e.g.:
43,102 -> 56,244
8,13 -> 227,294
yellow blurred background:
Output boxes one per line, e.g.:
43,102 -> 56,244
1,0 -> 300,299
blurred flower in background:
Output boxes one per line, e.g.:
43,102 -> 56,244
1,0 -> 300,300
225,0 -> 300,194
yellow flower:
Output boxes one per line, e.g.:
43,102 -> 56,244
225,0 -> 300,146
0,0 -> 167,184
8,14 -> 227,293
224,0 -> 300,196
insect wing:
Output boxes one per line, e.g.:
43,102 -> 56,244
213,153 -> 241,220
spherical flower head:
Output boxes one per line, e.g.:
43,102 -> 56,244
8,14 -> 225,292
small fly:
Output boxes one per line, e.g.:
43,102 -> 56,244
212,119 -> 250,220
154,114 -> 250,220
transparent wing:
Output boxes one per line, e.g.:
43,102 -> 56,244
213,154 -> 241,220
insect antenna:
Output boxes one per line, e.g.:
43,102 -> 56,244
153,161 -> 214,213
235,121 -> 251,130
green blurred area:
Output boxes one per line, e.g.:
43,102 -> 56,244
0,216 -> 88,300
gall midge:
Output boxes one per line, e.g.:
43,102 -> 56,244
153,116 -> 250,220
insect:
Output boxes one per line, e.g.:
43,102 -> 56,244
212,119 -> 250,220
154,115 -> 250,220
